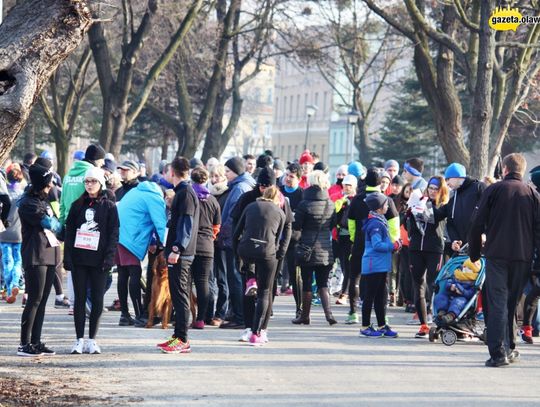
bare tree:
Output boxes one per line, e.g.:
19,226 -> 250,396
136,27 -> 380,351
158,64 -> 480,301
0,0 -> 92,163
362,0 -> 540,177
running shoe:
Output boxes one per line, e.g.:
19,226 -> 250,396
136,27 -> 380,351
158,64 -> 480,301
17,344 -> 42,357
161,338 -> 191,354
406,313 -> 421,325
520,325 -> 533,344
71,338 -> 85,354
249,333 -> 265,346
345,312 -> 359,324
156,336 -> 176,348
245,278 -> 258,296
34,342 -> 55,356
415,324 -> 430,338
239,328 -> 252,342
360,325 -> 383,338
378,325 -> 398,338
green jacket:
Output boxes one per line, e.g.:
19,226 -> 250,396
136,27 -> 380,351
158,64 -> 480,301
60,160 -> 94,225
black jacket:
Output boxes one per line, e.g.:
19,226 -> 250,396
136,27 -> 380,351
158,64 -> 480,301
280,186 -> 303,241
115,178 -> 139,202
440,177 -> 485,243
233,199 -> 286,260
166,181 -> 200,258
469,173 -> 540,263
293,186 -> 335,266
406,200 -> 446,254
195,191 -> 221,258
64,193 -> 119,270
18,191 -> 61,269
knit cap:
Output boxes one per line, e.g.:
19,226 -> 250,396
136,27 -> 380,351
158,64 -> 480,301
85,144 -> 106,162
384,159 -> 399,171
85,167 -> 106,189
364,192 -> 388,211
29,164 -> 53,191
225,157 -> 245,176
348,161 -> 364,178
299,150 -> 314,165
257,166 -> 276,187
444,163 -> 466,179
343,174 -> 358,188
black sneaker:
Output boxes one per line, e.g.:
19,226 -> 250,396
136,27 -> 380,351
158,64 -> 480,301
54,298 -> 70,309
507,350 -> 520,363
485,356 -> 509,367
17,344 -> 42,357
119,314 -> 135,326
34,342 -> 56,356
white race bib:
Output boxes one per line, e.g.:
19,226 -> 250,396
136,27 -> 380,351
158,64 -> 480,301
74,229 -> 100,251
44,229 -> 60,247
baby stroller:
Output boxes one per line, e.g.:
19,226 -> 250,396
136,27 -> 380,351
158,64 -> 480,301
428,250 -> 486,346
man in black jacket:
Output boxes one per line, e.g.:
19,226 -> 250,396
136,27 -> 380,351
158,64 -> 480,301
469,153 -> 540,367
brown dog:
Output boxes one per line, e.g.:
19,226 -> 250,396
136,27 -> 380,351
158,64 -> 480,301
147,252 -> 172,329
146,251 -> 198,329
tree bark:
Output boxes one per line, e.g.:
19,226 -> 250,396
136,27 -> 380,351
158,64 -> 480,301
0,0 -> 92,163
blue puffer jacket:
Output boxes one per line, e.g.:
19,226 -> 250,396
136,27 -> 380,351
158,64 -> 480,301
117,181 -> 167,260
361,213 -> 394,274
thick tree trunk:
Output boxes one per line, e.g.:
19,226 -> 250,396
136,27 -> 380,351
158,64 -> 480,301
54,132 -> 69,177
468,0 -> 495,179
0,0 -> 92,163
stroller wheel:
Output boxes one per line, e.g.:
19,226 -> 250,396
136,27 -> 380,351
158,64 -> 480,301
441,329 -> 457,346
428,326 -> 439,342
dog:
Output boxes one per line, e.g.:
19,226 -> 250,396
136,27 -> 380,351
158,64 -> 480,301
146,251 -> 198,329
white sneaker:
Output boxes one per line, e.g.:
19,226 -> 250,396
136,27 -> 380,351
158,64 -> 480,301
260,329 -> 269,343
406,313 -> 421,325
239,328 -> 252,342
427,313 -> 433,324
86,339 -> 101,354
71,338 -> 84,354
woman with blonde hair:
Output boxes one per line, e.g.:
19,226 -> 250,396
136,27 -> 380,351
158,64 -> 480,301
233,185 -> 287,346
406,175 -> 449,337
292,170 -> 337,325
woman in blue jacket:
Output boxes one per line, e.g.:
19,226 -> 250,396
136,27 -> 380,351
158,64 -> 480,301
360,193 -> 400,338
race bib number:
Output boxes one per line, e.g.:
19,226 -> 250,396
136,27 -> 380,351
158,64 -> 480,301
44,229 -> 60,247
74,229 -> 100,251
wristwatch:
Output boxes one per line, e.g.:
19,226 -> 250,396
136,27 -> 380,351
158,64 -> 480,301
172,245 -> 180,254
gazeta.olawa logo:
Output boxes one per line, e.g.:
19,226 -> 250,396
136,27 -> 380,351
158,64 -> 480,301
489,6 -> 540,31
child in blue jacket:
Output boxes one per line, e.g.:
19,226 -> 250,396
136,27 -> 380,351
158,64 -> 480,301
360,192 -> 401,338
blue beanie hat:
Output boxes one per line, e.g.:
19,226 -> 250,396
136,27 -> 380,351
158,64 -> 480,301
444,163 -> 466,179
348,161 -> 364,178
40,151 -> 52,161
73,150 -> 85,160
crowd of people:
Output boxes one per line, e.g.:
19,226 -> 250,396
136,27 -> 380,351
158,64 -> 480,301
1,145 -> 540,367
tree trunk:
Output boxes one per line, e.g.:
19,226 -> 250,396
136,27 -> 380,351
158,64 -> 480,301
54,132 -> 69,177
0,0 -> 92,162
356,118 -> 370,164
468,0 -> 495,179
24,124 -> 35,154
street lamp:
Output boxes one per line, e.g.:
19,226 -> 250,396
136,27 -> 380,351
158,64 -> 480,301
347,110 -> 359,163
304,104 -> 318,150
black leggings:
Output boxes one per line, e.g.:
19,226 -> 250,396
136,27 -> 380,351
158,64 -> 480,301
117,264 -> 142,318
337,236 -> 352,294
361,272 -> 388,327
252,258 -> 278,334
409,251 -> 442,325
53,264 -> 64,296
301,264 -> 332,292
20,265 -> 55,345
285,241 -> 302,313
398,246 -> 413,303
72,265 -> 108,339
191,255 -> 213,321
349,253 -> 362,314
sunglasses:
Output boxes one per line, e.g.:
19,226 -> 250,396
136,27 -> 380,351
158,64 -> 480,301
84,179 -> 99,185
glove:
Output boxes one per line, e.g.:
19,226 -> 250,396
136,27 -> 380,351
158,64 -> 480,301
393,240 -> 403,252
2,219 -> 9,228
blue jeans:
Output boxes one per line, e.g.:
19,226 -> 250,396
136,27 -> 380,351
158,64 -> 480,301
213,248 -> 229,320
225,247 -> 244,324
1,242 -> 22,296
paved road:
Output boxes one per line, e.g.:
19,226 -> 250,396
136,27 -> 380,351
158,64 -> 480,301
1,282 -> 540,406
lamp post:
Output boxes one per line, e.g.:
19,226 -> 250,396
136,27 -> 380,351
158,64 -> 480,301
347,110 -> 359,163
304,104 -> 318,150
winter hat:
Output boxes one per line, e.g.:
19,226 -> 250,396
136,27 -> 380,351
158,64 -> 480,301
365,168 -> 381,187
117,160 -> 140,172
85,144 -> 106,162
73,150 -> 85,161
348,161 -> 365,178
84,167 -> 106,189
225,156 -> 245,176
444,163 -> 466,179
105,153 -> 115,162
299,150 -> 314,165
384,159 -> 399,171
257,166 -> 276,187
40,151 -> 53,161
102,159 -> 116,174
364,192 -> 388,211
190,157 -> 204,169
392,175 -> 404,186
314,161 -> 329,173
273,159 -> 285,172
343,174 -> 358,188
34,157 -> 53,169
256,154 -> 273,169
29,164 -> 53,191
380,170 -> 391,181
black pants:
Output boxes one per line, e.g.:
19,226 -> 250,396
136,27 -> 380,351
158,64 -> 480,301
301,264 -> 332,292
72,265 -> 108,339
252,258 -> 278,334
398,246 -> 413,303
285,240 -> 302,313
20,265 -> 55,345
337,236 -> 352,294
485,259 -> 530,359
117,264 -> 142,318
192,255 -> 213,322
349,252 -> 362,314
409,251 -> 442,325
169,258 -> 193,342
143,250 -> 159,317
523,282 -> 540,326
361,272 -> 388,327
53,264 -> 64,296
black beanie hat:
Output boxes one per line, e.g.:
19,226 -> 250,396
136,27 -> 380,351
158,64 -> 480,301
365,168 -> 381,187
257,166 -> 276,187
85,144 -> 106,162
313,161 -> 329,173
391,175 -> 405,186
34,157 -> 53,169
189,157 -> 204,169
364,192 -> 388,211
29,164 -> 53,191
256,154 -> 273,169
225,157 -> 245,176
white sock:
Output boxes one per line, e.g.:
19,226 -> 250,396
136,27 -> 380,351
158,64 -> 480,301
56,294 -> 64,301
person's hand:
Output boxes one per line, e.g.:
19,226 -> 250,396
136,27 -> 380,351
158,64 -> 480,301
148,245 -> 157,254
168,252 -> 180,265
451,240 -> 462,252
393,240 -> 403,252
450,284 -> 456,292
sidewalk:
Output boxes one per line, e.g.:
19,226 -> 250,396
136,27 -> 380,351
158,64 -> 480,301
1,283 -> 540,406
